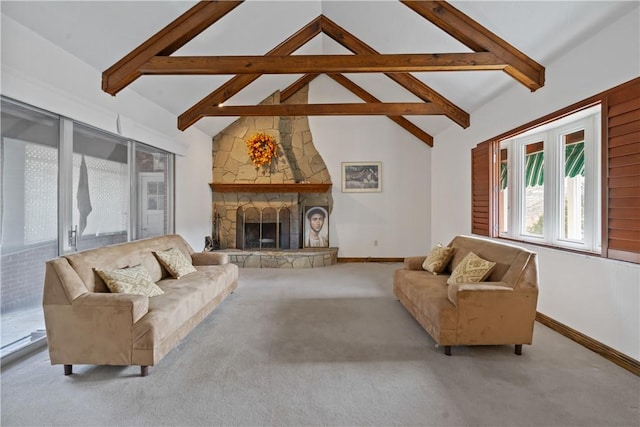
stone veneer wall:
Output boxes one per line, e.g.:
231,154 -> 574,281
211,86 -> 332,249
227,248 -> 338,268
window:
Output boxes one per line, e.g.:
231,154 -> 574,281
1,101 -> 59,359
499,106 -> 601,252
0,97 -> 175,360
70,122 -> 130,252
24,142 -> 59,244
471,77 -> 640,263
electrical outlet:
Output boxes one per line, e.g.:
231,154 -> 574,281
374,240 -> 378,246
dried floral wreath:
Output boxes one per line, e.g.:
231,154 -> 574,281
246,133 -> 277,167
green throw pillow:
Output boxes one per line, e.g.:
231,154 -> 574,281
154,247 -> 197,279
95,264 -> 164,297
447,252 -> 496,285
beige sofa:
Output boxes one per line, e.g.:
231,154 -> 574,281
43,234 -> 238,377
393,235 -> 538,355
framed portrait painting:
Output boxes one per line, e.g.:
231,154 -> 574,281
303,205 -> 329,248
341,162 -> 382,193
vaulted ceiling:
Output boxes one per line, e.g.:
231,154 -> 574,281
101,0 -> 546,147
2,1 -> 636,143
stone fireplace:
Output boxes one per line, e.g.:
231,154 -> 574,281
210,86 -> 334,264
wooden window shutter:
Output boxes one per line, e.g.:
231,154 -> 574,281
471,140 -> 498,237
603,78 -> 640,263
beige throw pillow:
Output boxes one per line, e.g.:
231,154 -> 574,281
154,247 -> 197,279
422,245 -> 455,274
446,252 -> 496,285
95,265 -> 164,297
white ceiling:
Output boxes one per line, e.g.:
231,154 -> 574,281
1,1 -> 636,139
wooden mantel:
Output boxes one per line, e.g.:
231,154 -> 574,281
209,183 -> 332,193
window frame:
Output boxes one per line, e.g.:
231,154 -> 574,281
1,95 -> 178,360
499,109 -> 601,253
471,76 -> 640,264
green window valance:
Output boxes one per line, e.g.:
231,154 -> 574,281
500,142 -> 584,190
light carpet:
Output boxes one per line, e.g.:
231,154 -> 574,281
1,263 -> 638,426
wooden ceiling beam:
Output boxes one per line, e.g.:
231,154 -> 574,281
200,102 -> 444,117
178,16 -> 323,131
140,52 -> 505,75
280,74 -> 320,102
401,0 -> 545,91
181,13 -> 471,131
320,15 -> 470,129
102,1 -> 243,96
327,74 -> 434,147
102,1 -> 546,143
280,73 -> 434,146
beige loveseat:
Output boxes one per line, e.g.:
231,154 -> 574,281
393,235 -> 538,356
43,234 -> 238,377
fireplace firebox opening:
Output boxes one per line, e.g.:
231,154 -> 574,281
236,206 -> 295,250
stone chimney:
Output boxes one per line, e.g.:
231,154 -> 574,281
211,85 -> 333,250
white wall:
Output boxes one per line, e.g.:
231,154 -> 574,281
1,16 -> 212,250
431,10 -> 640,359
309,75 -> 431,258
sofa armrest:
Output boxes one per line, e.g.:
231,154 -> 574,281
44,292 -> 150,366
404,256 -> 427,270
191,252 -> 229,266
73,292 -> 149,324
446,281 -> 539,345
447,281 -> 512,307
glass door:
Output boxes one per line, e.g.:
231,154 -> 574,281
1,97 -> 173,360
1,99 -> 59,357
60,122 -> 129,254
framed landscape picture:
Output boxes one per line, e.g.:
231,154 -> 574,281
341,162 -> 382,193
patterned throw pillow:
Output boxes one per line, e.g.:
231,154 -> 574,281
422,244 -> 455,274
446,252 -> 496,285
95,264 -> 164,297
154,247 -> 197,279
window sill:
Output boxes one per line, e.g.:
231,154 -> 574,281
495,236 -> 601,258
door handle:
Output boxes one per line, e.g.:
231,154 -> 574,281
68,225 -> 78,251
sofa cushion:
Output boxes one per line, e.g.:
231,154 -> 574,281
422,245 -> 455,274
394,270 -> 457,331
132,264 -> 238,349
95,265 -> 164,297
447,252 -> 496,285
154,247 -> 197,279
64,234 -> 194,292
447,236 -> 524,281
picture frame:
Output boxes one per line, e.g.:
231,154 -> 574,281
341,162 -> 382,193
302,205 -> 330,248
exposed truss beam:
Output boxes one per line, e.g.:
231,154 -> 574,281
101,1 -> 546,145
401,0 -> 545,91
200,102 -> 444,117
178,16 -> 323,131
327,74 -> 434,147
280,74 -> 320,102
179,14 -> 469,131
319,15 -> 470,129
139,52 -> 505,75
280,74 -> 434,146
102,1 -> 243,95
